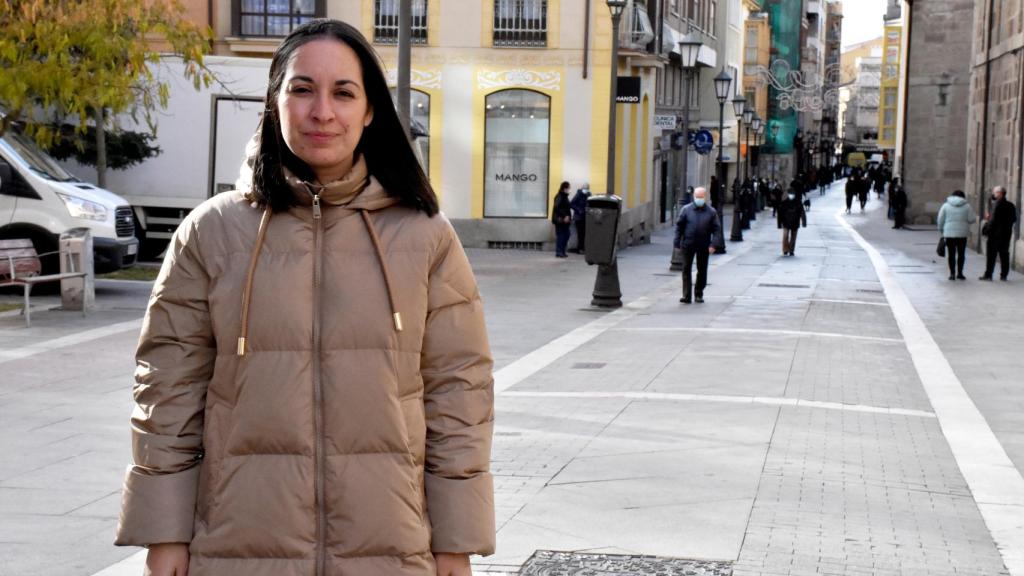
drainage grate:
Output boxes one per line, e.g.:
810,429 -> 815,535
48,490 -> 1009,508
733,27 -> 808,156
487,241 -> 544,251
571,362 -> 606,370
856,288 -> 884,294
519,551 -> 733,575
758,283 -> 811,289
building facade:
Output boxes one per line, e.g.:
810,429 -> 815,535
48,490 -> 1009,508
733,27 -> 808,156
899,0 -> 973,226
839,38 -> 883,158
965,0 -> 1023,267
877,5 -> 901,156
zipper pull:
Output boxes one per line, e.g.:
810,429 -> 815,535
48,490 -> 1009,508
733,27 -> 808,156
312,193 -> 322,220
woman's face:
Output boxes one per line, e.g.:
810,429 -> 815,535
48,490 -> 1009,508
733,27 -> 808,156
277,38 -> 373,184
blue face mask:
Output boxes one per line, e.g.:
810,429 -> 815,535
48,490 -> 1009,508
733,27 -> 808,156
693,198 -> 706,207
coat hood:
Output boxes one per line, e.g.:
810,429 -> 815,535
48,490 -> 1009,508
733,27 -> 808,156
946,195 -> 968,207
235,133 -> 398,212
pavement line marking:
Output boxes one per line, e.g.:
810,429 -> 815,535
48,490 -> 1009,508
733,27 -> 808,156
837,209 -> 1024,576
807,298 -> 890,307
0,318 -> 143,365
501,390 -> 938,418
494,244 -> 753,395
611,326 -> 903,344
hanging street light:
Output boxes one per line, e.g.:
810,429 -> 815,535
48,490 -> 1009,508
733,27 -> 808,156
669,32 -> 705,272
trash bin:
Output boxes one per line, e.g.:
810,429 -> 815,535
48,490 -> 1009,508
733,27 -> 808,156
585,194 -> 622,266
60,227 -> 94,312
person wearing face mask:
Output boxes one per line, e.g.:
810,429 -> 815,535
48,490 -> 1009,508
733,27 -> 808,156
673,187 -> 721,304
777,186 -> 807,256
980,185 -> 1018,281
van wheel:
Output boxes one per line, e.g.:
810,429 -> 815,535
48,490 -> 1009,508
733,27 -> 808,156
134,222 -> 168,262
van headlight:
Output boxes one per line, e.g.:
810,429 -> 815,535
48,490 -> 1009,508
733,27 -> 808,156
57,193 -> 108,222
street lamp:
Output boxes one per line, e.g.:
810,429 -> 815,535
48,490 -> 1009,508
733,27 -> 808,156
746,113 -> 761,224
669,33 -> 704,272
770,123 -> 780,183
731,95 -> 746,191
729,96 -> 746,242
755,123 -> 765,180
592,0 -> 627,308
713,69 -> 732,253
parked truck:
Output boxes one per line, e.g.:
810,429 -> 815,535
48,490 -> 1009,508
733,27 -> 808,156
56,56 -> 272,260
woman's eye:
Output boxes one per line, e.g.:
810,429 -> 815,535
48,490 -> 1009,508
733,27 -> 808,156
290,86 -> 311,94
335,91 -> 353,98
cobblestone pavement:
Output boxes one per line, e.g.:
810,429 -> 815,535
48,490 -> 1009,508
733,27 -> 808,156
2,183 -> 1022,576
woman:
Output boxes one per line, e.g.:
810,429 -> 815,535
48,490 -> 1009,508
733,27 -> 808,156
114,20 -> 495,576
937,190 -> 977,280
551,181 -> 572,258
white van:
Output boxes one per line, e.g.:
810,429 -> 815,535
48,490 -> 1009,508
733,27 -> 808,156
0,130 -> 138,274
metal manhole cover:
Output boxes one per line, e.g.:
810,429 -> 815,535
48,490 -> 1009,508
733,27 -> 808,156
758,283 -> 811,289
519,551 -> 732,575
856,288 -> 884,294
653,273 -> 678,277
571,362 -> 606,370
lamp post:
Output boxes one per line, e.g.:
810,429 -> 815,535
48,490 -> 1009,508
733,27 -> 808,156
713,69 -> 732,253
669,33 -> 704,272
770,123 -> 780,183
592,0 -> 626,308
755,123 -> 765,180
747,113 -> 761,224
729,95 -> 746,242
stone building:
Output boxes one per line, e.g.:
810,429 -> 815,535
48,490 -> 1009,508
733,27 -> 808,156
899,0 -> 974,226
965,0 -> 1023,268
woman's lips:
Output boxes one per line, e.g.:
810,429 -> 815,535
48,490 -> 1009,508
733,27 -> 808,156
304,132 -> 338,143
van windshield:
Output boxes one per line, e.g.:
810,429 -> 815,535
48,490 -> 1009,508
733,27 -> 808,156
2,131 -> 77,182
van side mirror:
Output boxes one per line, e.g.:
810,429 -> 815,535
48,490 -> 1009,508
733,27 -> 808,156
0,161 -> 11,191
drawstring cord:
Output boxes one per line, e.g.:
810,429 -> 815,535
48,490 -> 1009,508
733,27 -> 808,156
238,205 -> 272,356
359,210 -> 403,332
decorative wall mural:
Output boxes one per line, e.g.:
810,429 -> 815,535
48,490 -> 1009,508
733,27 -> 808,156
477,69 -> 561,91
386,68 -> 442,90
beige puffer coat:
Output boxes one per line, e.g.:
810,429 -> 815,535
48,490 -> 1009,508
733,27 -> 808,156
115,156 -> 496,576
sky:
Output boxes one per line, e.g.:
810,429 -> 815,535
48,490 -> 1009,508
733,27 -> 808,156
841,0 -> 888,49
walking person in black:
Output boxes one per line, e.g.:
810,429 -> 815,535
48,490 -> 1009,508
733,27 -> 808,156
845,170 -> 860,214
569,183 -> 591,253
674,187 -> 721,304
777,186 -> 807,256
858,172 -> 869,211
890,177 -> 908,229
980,185 -> 1018,281
551,181 -> 572,258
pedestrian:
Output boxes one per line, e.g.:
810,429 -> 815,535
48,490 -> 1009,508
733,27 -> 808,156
858,171 -> 869,211
569,182 -> 591,254
552,180 -> 572,258
777,186 -> 807,256
770,180 -> 783,217
890,177 -> 907,229
980,185 -> 1018,281
937,190 -> 977,280
674,186 -> 721,304
845,171 -> 858,214
115,20 -> 495,576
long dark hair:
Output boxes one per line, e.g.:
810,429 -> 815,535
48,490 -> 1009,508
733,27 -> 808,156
250,19 -> 438,216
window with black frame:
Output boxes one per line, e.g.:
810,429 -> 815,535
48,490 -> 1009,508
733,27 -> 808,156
236,0 -> 321,37
493,0 -> 548,47
374,0 -> 428,44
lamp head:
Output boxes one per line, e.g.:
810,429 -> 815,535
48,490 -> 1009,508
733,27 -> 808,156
679,33 -> 703,69
714,69 -> 732,104
751,115 -> 763,132
743,107 -> 754,125
606,0 -> 627,18
731,95 -> 747,118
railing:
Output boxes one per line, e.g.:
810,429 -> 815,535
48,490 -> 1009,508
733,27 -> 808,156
374,0 -> 428,44
493,0 -> 548,47
621,0 -> 655,51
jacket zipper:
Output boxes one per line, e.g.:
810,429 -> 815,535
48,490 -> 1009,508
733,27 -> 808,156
311,193 -> 326,576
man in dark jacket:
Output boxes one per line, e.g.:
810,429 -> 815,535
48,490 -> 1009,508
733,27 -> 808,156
569,183 -> 591,253
890,178 -> 907,229
980,186 -> 1018,280
777,187 -> 808,256
674,186 -> 721,304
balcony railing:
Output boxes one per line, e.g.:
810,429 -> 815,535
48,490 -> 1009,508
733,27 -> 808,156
493,0 -> 548,47
621,0 -> 655,51
374,0 -> 428,44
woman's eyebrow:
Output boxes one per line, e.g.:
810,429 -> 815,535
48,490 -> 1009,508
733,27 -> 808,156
288,75 -> 361,89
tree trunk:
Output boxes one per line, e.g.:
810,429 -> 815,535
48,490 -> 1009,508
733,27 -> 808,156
94,107 -> 107,188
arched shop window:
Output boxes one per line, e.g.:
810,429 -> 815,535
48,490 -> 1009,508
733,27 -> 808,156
484,89 -> 550,218
389,88 -> 430,177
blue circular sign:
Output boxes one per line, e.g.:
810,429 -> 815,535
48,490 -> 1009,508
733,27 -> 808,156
694,129 -> 714,155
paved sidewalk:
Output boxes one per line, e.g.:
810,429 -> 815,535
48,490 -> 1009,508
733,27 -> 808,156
2,185 -> 1022,576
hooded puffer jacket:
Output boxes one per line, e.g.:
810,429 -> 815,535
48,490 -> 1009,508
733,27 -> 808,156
114,156 -> 496,576
937,195 -> 976,238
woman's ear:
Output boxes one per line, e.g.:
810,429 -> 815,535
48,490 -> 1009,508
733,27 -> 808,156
364,105 -> 374,128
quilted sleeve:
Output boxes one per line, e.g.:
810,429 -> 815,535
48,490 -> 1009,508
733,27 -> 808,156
115,215 -> 216,547
420,219 -> 496,556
